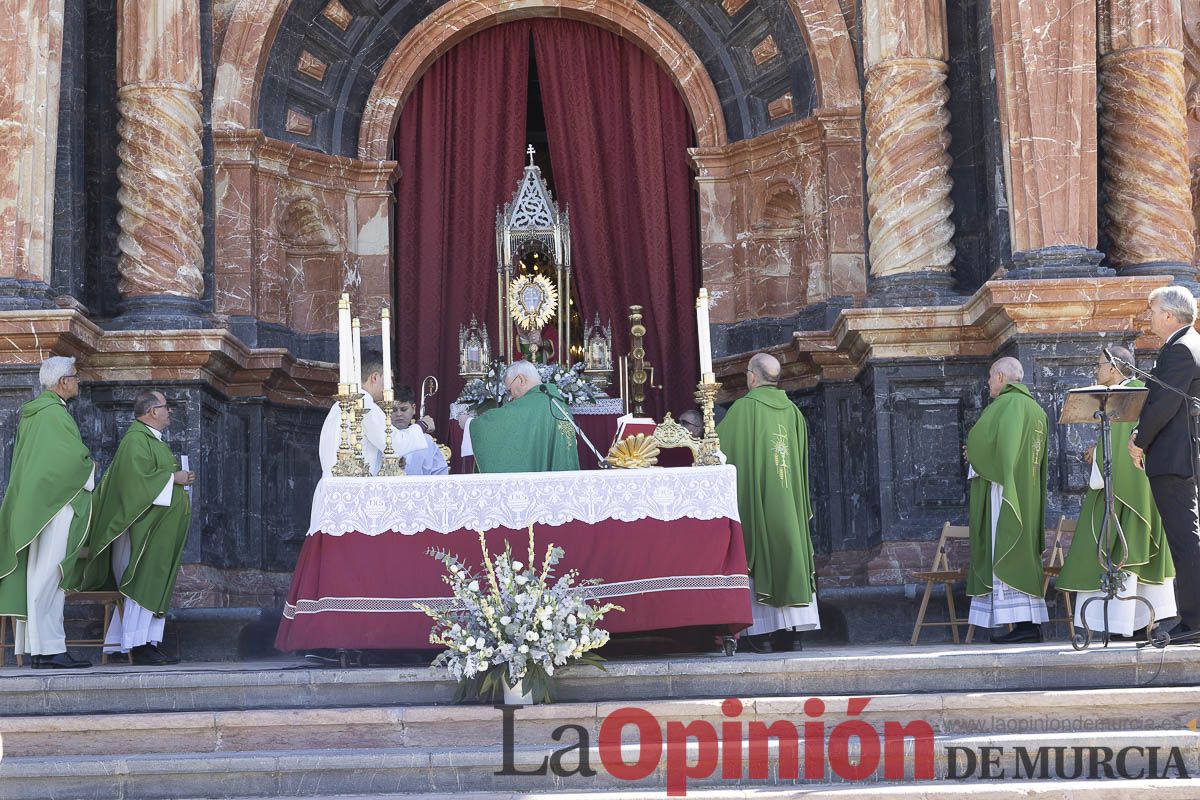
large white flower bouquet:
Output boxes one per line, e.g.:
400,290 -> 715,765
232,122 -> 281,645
456,361 -> 603,413
416,526 -> 622,704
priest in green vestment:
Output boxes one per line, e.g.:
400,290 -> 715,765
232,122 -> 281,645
69,390 -> 194,665
460,360 -> 580,473
1058,347 -> 1176,635
0,357 -> 94,668
965,357 -> 1050,644
717,353 -> 819,653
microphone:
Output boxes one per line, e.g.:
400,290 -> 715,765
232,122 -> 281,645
1103,346 -> 1125,377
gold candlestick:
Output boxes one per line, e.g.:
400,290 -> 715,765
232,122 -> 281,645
349,388 -> 367,474
332,384 -> 366,477
693,378 -> 725,466
377,390 -> 406,476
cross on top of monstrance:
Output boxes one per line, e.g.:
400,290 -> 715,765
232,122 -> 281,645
457,147 -> 612,390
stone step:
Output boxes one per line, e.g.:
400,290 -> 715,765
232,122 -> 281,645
3,641 -> 1196,716
0,732 -> 1194,799
2,686 -> 1197,758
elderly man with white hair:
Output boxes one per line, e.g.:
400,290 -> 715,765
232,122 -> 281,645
0,357 -> 95,668
1128,285 -> 1200,639
964,356 -> 1050,643
459,360 -> 580,472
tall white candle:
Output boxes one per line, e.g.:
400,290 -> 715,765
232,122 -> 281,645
380,306 -> 392,391
351,318 -> 362,389
696,288 -> 713,378
337,294 -> 352,386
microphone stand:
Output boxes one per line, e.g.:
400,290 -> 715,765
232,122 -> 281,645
1108,353 -> 1200,648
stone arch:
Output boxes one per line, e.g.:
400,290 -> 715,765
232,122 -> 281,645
357,0 -> 728,159
212,0 -> 291,130
787,0 -> 861,110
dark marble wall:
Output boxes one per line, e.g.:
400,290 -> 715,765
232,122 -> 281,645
0,371 -> 324,574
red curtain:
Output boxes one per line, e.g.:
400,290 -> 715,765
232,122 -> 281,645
532,19 -> 700,418
393,20 -> 700,424
393,23 -> 530,427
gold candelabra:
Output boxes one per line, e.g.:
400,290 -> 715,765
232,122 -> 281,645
628,305 -> 651,416
693,377 -> 725,466
332,384 -> 368,477
378,390 -> 406,476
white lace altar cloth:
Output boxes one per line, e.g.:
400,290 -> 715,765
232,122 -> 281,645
307,465 -> 739,536
449,396 -> 622,419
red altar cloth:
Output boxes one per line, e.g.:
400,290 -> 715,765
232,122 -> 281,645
276,518 -> 750,651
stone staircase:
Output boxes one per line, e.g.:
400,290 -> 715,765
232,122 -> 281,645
0,642 -> 1198,797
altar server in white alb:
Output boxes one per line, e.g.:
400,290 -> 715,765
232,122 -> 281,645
318,358 -> 437,478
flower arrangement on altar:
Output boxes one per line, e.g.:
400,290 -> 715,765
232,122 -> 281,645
455,361 -> 604,413
416,526 -> 622,704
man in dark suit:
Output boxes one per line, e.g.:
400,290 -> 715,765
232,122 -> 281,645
1129,285 -> 1200,635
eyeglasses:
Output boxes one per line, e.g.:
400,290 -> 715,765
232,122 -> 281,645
62,374 -> 79,381
147,404 -> 169,411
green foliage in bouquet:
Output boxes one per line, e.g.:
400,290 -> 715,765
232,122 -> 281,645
416,526 -> 622,704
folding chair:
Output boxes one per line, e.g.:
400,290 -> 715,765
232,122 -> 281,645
68,591 -> 132,665
1041,516 -> 1076,636
0,614 -> 22,666
910,522 -> 976,645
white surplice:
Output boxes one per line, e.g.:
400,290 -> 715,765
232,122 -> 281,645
967,469 -> 1048,629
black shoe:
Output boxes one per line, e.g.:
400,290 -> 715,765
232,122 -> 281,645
771,630 -> 801,652
130,644 -> 178,666
989,622 -> 1043,644
32,652 -> 91,669
740,634 -> 774,654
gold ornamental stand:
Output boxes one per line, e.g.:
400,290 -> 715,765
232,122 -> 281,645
332,384 -> 367,477
693,376 -> 725,466
378,389 -> 406,476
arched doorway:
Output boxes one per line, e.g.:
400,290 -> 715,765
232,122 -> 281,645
392,19 -> 700,427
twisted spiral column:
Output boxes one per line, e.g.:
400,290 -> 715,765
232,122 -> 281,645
865,58 -> 955,278
1100,47 -> 1195,270
116,84 -> 205,298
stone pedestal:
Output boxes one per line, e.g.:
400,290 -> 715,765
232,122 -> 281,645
1005,246 -> 1111,280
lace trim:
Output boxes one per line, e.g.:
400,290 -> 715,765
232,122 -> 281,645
282,574 -> 751,618
308,465 -> 739,536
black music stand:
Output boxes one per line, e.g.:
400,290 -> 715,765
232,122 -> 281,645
1058,385 -> 1165,649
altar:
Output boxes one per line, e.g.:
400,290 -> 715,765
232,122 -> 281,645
275,465 -> 752,652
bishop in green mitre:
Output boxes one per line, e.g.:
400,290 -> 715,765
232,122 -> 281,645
69,390 -> 194,665
965,357 -> 1050,644
717,353 -> 819,654
1058,347 -> 1176,635
0,357 -> 94,669
460,360 -> 580,473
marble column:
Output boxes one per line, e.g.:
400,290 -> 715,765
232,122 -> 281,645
991,0 -> 1106,277
1100,0 -> 1196,284
113,0 -> 207,328
863,0 -> 956,303
0,0 -> 65,308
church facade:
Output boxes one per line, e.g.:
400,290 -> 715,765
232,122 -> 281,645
1,0 -> 1196,642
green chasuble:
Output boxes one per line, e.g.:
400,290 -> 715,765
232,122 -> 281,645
965,382 -> 1048,598
68,421 -> 190,615
470,383 -> 581,473
716,385 -> 815,607
1058,380 -> 1175,590
0,391 -> 94,619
